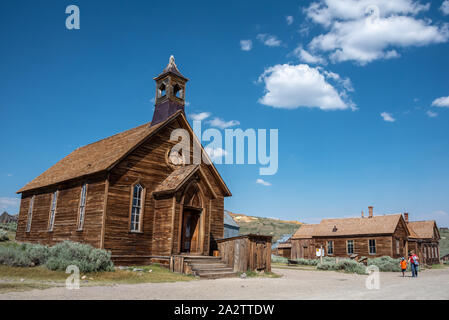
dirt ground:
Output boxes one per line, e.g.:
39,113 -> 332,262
1,267 -> 448,300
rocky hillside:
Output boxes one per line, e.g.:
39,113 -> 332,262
227,211 -> 302,243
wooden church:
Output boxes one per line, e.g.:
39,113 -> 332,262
15,56 -> 232,265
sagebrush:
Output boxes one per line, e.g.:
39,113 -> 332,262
0,222 -> 17,232
367,256 -> 402,272
0,241 -> 114,272
0,230 -> 9,242
271,255 -> 288,264
317,258 -> 367,274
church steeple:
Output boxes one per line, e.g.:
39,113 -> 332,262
151,56 -> 189,126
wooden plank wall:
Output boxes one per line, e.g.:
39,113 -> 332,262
218,235 -> 272,272
104,122 -> 178,256
314,236 -> 393,258
104,119 -> 227,259
291,239 -> 315,259
15,174 -> 106,248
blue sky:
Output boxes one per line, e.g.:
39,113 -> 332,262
1,0 -> 449,227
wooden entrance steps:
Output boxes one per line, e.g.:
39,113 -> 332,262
183,256 -> 237,279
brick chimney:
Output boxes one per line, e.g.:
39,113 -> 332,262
361,211 -> 364,218
368,206 -> 373,218
404,212 -> 409,223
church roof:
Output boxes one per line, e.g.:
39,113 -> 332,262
18,111 -> 231,196
154,55 -> 188,81
153,165 -> 200,195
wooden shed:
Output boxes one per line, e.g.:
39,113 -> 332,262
15,56 -> 232,267
217,234 -> 272,273
273,241 -> 292,258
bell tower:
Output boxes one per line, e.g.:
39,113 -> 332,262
151,55 -> 189,125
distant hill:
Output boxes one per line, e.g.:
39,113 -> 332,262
440,228 -> 449,257
226,211 -> 302,243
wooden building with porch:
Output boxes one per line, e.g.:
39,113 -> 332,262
405,214 -> 441,265
15,56 -> 232,267
291,207 -> 413,260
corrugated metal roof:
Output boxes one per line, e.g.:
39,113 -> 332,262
224,211 -> 239,228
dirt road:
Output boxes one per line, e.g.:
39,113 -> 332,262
1,267 -> 448,300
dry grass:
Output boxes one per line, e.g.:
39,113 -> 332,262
0,282 -> 54,294
0,264 -> 195,293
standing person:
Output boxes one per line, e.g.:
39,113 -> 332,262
400,257 -> 407,277
409,251 -> 420,278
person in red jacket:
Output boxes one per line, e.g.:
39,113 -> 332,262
408,252 -> 419,278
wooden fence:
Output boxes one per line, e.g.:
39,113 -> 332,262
217,234 -> 272,273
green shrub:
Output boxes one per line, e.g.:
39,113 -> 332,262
0,222 -> 17,231
45,241 -> 114,272
0,246 -> 32,267
367,256 -> 402,272
293,258 -> 319,266
21,243 -> 50,265
317,258 -> 367,274
335,259 -> 367,274
317,261 -> 337,271
271,255 -> 288,264
0,230 -> 9,242
0,241 -> 114,272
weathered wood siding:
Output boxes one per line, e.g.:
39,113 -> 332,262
291,239 -> 315,259
104,118 -> 227,259
16,174 -> 106,248
217,235 -> 272,272
314,236 -> 393,258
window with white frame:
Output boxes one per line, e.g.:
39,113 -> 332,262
26,195 -> 35,233
130,184 -> 144,232
77,184 -> 87,230
48,191 -> 58,231
369,239 -> 376,254
327,241 -> 334,255
396,239 -> 400,255
347,240 -> 354,254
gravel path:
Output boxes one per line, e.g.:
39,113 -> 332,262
1,267 -> 448,300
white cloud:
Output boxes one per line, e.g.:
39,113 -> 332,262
208,117 -> 240,129
0,197 -> 20,212
305,0 -> 430,27
293,45 -> 327,65
286,16 -> 294,25
257,63 -> 355,110
426,110 -> 438,118
432,96 -> 449,107
257,34 -> 282,47
305,0 -> 448,65
256,178 -> 271,186
240,40 -> 253,51
190,112 -> 211,121
205,147 -> 228,160
441,0 -> 449,15
6,174 -> 13,177
380,112 -> 395,122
